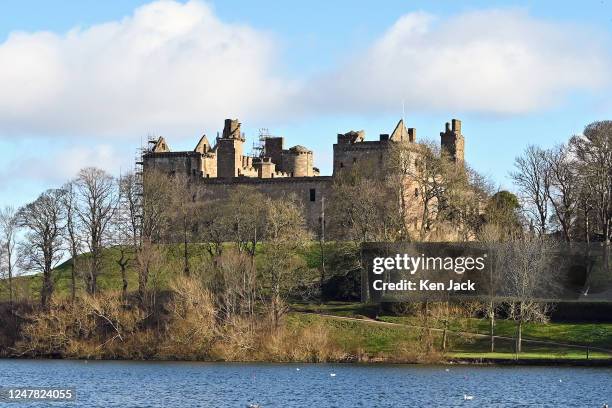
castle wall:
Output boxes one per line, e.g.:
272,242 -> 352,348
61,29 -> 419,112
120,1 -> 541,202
143,152 -> 202,177
201,153 -> 217,178
197,176 -> 333,231
333,141 -> 389,175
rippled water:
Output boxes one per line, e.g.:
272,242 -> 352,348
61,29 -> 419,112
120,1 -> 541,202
0,359 -> 611,407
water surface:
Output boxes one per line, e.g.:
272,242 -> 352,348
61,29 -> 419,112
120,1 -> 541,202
0,359 -> 610,407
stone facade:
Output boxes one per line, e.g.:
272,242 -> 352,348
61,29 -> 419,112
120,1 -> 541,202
142,117 -> 465,232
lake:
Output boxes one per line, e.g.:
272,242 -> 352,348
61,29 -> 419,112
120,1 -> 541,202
0,360 -> 610,407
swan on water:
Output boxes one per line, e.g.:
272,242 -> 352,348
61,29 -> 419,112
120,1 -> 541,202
464,395 -> 474,400
330,373 -> 336,377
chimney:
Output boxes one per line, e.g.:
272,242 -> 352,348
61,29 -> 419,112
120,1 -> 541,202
452,119 -> 461,133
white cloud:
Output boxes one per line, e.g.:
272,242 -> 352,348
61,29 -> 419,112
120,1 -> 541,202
305,9 -> 611,115
0,3 -> 609,144
0,0 -> 295,138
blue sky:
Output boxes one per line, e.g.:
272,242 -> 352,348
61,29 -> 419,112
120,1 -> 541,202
0,0 -> 611,208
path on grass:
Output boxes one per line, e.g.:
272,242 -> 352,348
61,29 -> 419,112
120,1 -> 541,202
305,312 -> 612,355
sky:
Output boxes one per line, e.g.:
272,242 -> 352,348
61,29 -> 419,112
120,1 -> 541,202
0,0 -> 611,208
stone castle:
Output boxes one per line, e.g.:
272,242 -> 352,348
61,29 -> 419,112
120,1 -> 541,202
143,117 -> 465,231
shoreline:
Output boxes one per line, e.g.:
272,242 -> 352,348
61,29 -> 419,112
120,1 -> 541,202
3,355 -> 612,367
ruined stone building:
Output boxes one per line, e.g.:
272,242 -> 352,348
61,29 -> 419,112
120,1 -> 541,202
142,117 -> 465,232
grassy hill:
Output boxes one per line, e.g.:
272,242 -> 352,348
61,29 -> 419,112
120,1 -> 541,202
2,244 -> 611,362
0,242 -> 332,302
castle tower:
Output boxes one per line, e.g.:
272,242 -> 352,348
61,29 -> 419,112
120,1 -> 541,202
217,118 -> 245,178
264,137 -> 284,168
440,119 -> 464,163
282,145 -> 314,177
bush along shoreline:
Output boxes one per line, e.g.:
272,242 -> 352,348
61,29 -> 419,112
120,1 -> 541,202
2,283 -> 611,365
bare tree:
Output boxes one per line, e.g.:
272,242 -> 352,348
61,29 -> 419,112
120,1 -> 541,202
570,121 -> 612,273
405,141 -> 467,240
386,141 -> 423,239
511,145 -> 551,236
138,169 -> 172,298
0,206 -> 19,310
261,195 -> 311,327
206,248 -> 258,321
59,182 -> 82,302
18,189 -> 65,308
223,186 -> 266,257
502,238 -> 558,354
477,235 -> 506,352
478,190 -> 522,352
135,241 -> 163,306
112,172 -> 142,300
168,174 -> 202,275
197,200 -> 227,259
329,169 -> 399,243
442,165 -> 490,242
216,187 -> 266,316
74,167 -> 119,295
544,144 -> 578,242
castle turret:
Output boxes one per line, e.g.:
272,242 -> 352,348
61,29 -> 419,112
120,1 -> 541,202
217,118 -> 245,178
282,145 -> 314,177
440,118 -> 464,163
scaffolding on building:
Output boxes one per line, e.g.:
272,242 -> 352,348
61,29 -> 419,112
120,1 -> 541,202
251,128 -> 274,158
130,134 -> 156,244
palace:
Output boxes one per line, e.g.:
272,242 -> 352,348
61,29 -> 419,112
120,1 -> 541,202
142,117 -> 465,231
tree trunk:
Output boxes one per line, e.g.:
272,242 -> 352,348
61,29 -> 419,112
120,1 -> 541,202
605,237 -> 610,278
272,292 -> 280,328
442,324 -> 448,351
120,264 -> 128,301
70,257 -> 76,302
41,270 -> 53,309
516,320 -> 523,354
319,240 -> 326,303
7,253 -> 12,312
490,308 -> 495,353
92,274 -> 97,295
